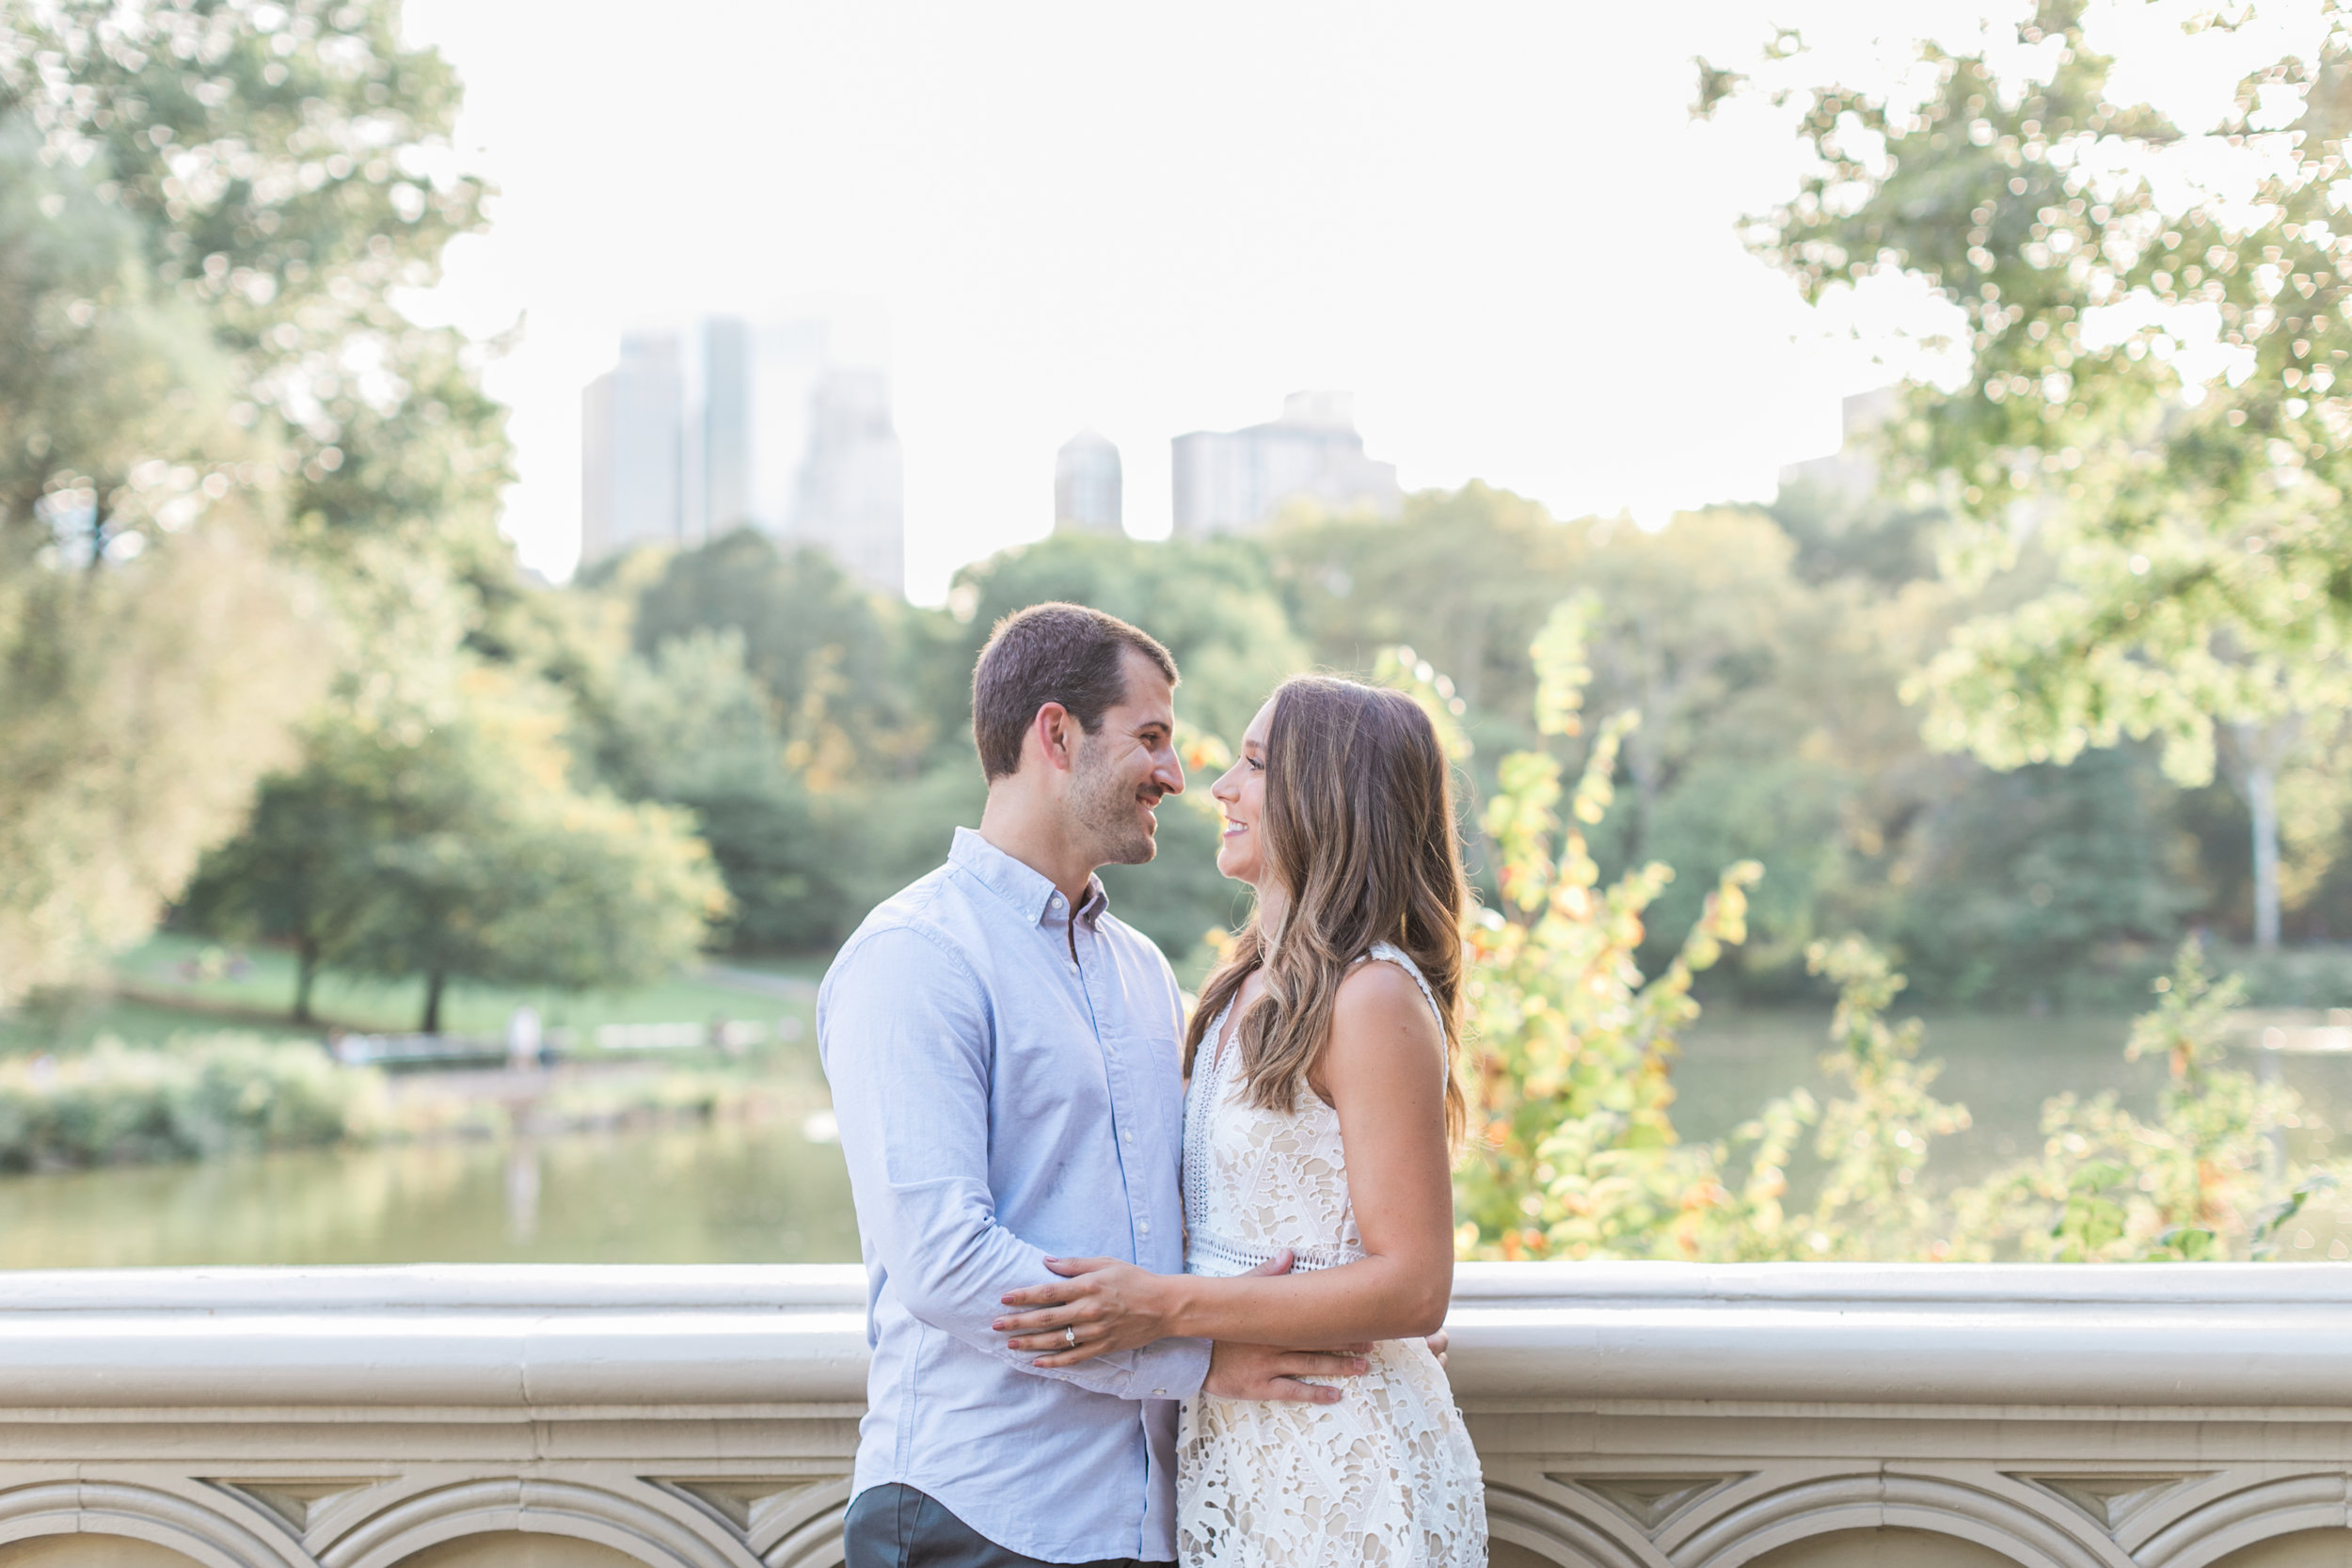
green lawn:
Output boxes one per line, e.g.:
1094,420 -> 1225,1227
2,933 -> 818,1055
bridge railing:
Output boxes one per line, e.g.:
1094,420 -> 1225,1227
0,1262 -> 2344,1567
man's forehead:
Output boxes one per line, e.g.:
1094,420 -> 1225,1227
1114,645 -> 1176,727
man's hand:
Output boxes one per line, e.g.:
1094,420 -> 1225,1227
1203,1339 -> 1370,1404
1425,1327 -> 1449,1369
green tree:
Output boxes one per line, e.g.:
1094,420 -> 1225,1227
626,531 -> 927,785
3,0 -> 509,570
177,731 -> 384,1023
1711,0 -> 2352,951
596,627 -> 856,951
1273,483 -> 1584,726
322,670 -> 726,1033
0,112 -> 321,1005
186,549 -> 727,1031
1891,744 -> 2197,1003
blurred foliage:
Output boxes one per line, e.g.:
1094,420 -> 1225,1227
1,0 -> 739,1023
529,476 -> 2349,1003
1446,619 -> 2344,1262
1950,939 -> 2323,1260
1712,0 -> 2352,946
3,0 -> 509,569
0,1031 -> 801,1174
0,1034 -> 383,1169
0,97 -> 322,1006
12,0 -> 2352,1057
616,531 -> 930,785
1443,598 -> 1765,1259
186,649 -> 728,1034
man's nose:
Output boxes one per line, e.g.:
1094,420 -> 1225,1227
1156,750 -> 1185,794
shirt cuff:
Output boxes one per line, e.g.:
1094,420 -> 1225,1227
1129,1335 -> 1212,1401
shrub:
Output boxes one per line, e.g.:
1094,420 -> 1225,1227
0,1036 -> 386,1170
1440,608 -> 2347,1262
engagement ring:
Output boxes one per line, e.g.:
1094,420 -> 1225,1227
1063,1325 -> 1078,1349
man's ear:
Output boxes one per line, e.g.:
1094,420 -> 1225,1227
1029,702 -> 1081,775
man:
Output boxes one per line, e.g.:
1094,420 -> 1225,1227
819,603 -> 1366,1568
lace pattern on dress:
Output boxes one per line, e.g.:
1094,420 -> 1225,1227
1176,942 -> 1485,1567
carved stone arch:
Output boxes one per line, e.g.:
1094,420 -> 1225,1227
2134,1475 -> 2352,1568
316,1479 -> 753,1568
741,1478 -> 852,1568
0,1481 -> 299,1568
1671,1472 -> 2121,1568
1481,1481 -> 1669,1568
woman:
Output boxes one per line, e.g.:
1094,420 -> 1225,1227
993,675 -> 1486,1566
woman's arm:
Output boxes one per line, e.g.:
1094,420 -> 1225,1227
995,960 -> 1456,1364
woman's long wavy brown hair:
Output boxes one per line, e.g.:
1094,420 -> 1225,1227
1183,675 -> 1470,1147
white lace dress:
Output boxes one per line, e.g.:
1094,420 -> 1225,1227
1176,942 -> 1486,1567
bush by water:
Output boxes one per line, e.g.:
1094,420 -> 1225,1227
0,1037 -> 383,1170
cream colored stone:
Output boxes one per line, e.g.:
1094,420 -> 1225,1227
1747,1527 -> 2022,1566
2217,1531 -> 2352,1568
0,1263 -> 2344,1566
395,1535 -> 648,1568
0,1540 -> 202,1566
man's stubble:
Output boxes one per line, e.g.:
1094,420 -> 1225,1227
1068,731 -> 1159,869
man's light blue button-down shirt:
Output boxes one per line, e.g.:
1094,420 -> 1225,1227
818,827 -> 1211,1564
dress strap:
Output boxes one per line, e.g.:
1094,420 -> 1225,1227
1359,941 -> 1447,1038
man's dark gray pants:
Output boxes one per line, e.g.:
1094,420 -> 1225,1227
843,1482 -> 1171,1568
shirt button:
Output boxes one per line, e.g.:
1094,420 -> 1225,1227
1138,1220 -> 1152,1235
1121,1130 -> 1134,1144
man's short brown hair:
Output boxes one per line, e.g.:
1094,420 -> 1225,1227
971,603 -> 1179,781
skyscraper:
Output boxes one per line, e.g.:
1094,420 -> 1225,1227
792,367 -> 905,596
1170,391 -> 1401,537
1055,430 -> 1122,534
579,311 -> 905,595
580,330 -> 686,562
698,316 -> 753,535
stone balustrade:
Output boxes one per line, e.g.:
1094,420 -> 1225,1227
0,1262 -> 2347,1567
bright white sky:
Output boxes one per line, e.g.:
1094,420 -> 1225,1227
394,0 -> 2326,603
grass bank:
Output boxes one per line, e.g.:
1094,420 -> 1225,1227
2,934 -> 823,1055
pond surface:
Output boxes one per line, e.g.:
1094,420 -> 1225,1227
2,1010 -> 2344,1268
0,1115 -> 861,1269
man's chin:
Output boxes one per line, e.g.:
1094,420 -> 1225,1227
1103,820 -> 1159,866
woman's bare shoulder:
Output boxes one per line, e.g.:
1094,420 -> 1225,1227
1330,958 -> 1442,1050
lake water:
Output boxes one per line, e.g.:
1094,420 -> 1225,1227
0,1115 -> 862,1269
0,1011 -> 2342,1268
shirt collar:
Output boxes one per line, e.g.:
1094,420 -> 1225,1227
949,826 -> 1109,929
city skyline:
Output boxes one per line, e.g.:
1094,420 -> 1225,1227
398,0 -> 2293,602
394,2 -> 1911,605
578,312 -> 905,594
1172,392 -> 1402,538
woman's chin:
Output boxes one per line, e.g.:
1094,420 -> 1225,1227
1214,846 -> 1256,883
